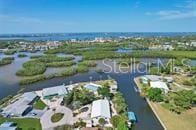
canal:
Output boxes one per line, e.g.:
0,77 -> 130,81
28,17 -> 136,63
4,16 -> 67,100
0,52 -> 172,130
22,70 -> 163,130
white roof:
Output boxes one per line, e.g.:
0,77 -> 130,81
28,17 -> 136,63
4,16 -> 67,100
42,85 -> 68,97
150,81 -> 169,91
91,99 -> 111,119
144,75 -> 162,81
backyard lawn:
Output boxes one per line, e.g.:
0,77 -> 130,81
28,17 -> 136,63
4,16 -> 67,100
0,117 -> 41,130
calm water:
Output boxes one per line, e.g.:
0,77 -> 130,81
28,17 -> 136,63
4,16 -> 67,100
0,56 -> 164,130
23,70 -> 163,130
1,32 -> 196,41
1,53 -> 196,130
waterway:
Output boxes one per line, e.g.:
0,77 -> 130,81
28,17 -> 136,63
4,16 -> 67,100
0,52 -> 195,130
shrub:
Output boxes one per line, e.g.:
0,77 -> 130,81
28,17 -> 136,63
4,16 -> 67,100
147,88 -> 164,102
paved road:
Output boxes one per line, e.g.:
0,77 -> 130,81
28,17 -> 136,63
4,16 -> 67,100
40,106 -> 73,130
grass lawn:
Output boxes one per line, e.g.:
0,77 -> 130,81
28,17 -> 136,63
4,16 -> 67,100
0,117 -> 41,130
33,99 -> 46,110
51,113 -> 64,123
150,102 -> 196,130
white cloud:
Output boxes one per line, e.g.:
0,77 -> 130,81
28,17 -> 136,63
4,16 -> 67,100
146,0 -> 196,20
0,14 -> 74,25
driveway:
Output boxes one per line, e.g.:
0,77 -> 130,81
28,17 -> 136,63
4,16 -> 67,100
40,106 -> 73,130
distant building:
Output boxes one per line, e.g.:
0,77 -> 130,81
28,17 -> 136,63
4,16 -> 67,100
42,85 -> 68,99
91,99 -> 111,125
191,41 -> 196,47
149,45 -> 173,50
150,81 -> 169,93
47,41 -> 61,49
71,39 -> 77,42
2,92 -> 38,117
0,122 -> 17,130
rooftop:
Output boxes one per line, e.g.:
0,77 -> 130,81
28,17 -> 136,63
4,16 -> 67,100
2,92 -> 37,116
91,99 -> 111,119
150,81 -> 169,91
42,85 -> 68,97
144,75 -> 162,81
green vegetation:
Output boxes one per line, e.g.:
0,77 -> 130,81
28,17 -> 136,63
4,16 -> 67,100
112,92 -> 127,115
4,50 -> 16,55
63,88 -> 95,110
51,113 -> 64,123
117,121 -> 128,130
98,86 -> 112,98
73,119 -> 86,128
0,117 -> 41,130
117,58 -> 140,65
60,67 -> 77,77
110,115 -> 121,128
164,90 -> 196,114
147,88 -> 164,102
0,95 -> 13,106
75,65 -> 89,73
0,57 -> 14,66
54,125 -> 73,130
16,55 -> 74,76
17,53 -> 28,58
132,51 -> 196,59
35,55 -> 74,62
16,61 -> 46,76
33,99 -> 46,110
0,42 -> 9,49
182,78 -> 196,86
46,61 -> 75,67
30,55 -> 43,59
19,75 -> 48,85
78,60 -> 97,67
139,79 -> 196,114
99,118 -> 106,127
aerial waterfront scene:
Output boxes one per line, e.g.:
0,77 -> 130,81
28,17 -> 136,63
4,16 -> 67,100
0,0 -> 196,130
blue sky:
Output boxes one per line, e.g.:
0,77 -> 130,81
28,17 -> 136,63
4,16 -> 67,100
0,0 -> 196,33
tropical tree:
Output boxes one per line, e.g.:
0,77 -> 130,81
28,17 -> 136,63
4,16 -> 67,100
98,118 -> 105,128
147,88 -> 164,102
110,115 -> 121,128
98,87 -> 112,98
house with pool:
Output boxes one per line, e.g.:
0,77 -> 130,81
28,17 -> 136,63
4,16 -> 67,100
83,83 -> 102,93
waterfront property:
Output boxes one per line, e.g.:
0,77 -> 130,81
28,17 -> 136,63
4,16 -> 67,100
84,83 -> 101,92
91,99 -> 111,126
2,92 -> 38,117
42,85 -> 68,99
150,81 -> 169,93
141,75 -> 162,84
